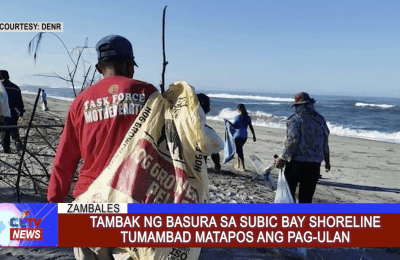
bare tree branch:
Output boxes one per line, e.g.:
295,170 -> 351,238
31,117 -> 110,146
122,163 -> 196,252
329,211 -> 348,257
33,73 -> 70,82
28,34 -> 99,97
160,5 -> 169,93
28,32 -> 76,66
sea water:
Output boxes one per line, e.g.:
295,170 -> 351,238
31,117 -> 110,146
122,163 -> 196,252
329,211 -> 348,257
20,84 -> 400,144
205,91 -> 400,144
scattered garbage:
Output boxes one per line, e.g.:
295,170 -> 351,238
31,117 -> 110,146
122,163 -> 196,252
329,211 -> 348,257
274,169 -> 295,203
249,154 -> 277,191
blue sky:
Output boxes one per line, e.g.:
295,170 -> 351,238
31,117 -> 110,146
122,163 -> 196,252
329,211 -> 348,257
1,0 -> 399,97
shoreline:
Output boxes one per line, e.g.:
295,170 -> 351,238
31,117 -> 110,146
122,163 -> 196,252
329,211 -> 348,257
22,93 -> 400,145
21,92 -> 400,202
1,93 -> 396,259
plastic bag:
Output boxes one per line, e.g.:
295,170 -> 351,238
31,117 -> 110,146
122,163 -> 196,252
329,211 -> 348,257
0,82 -> 10,117
222,119 -> 236,163
249,154 -> 277,191
274,169 -> 295,203
203,125 -> 224,156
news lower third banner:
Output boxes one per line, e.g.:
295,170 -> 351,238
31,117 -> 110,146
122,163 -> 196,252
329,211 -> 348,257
0,203 -> 399,247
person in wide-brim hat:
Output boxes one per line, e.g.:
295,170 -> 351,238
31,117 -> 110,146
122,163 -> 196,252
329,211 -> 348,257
275,91 -> 330,203
290,92 -> 316,108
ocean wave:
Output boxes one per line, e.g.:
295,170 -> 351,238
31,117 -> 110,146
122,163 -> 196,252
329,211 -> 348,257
47,96 -> 74,102
46,85 -> 77,89
20,83 -> 69,89
327,123 -> 400,144
206,108 -> 287,129
234,102 -> 283,105
207,108 -> 400,144
22,90 -> 74,102
206,108 -> 237,121
355,102 -> 395,109
207,93 -> 293,103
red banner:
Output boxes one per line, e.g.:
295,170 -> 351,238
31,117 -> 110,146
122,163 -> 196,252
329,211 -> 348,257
58,213 -> 400,247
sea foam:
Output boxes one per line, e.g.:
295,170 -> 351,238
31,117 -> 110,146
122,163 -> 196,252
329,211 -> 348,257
207,93 -> 293,103
207,109 -> 400,144
327,123 -> 400,144
355,102 -> 395,109
21,90 -> 75,102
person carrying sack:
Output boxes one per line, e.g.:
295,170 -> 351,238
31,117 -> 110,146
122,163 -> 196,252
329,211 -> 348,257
73,81 -> 212,260
197,93 -> 223,171
274,92 -> 330,203
47,35 -> 158,259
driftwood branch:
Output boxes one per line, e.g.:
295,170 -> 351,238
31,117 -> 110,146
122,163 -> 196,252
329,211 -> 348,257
16,88 -> 42,202
82,65 -> 93,92
28,33 -> 99,97
33,73 -> 70,82
160,5 -> 168,93
28,32 -> 76,66
88,68 -> 97,90
0,34 -> 100,202
0,124 -> 64,130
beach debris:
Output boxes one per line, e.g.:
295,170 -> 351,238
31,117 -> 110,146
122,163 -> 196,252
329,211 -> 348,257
160,5 -> 168,93
28,33 -> 100,97
0,93 -> 66,202
16,88 -> 42,202
249,154 -> 277,191
274,169 -> 295,203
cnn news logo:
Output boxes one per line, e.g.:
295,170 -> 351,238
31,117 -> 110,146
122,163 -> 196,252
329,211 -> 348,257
9,210 -> 43,241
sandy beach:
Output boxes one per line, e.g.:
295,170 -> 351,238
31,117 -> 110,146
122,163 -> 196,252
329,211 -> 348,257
207,112 -> 400,204
0,93 -> 399,259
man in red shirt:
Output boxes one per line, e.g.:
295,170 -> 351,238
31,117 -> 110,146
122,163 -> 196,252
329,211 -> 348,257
47,35 -> 158,203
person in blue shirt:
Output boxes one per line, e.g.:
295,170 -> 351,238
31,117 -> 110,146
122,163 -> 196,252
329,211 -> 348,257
232,103 -> 256,171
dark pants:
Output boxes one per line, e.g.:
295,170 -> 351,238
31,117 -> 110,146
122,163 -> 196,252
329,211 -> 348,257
2,116 -> 20,153
284,160 -> 321,203
204,153 -> 221,170
234,138 -> 247,159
